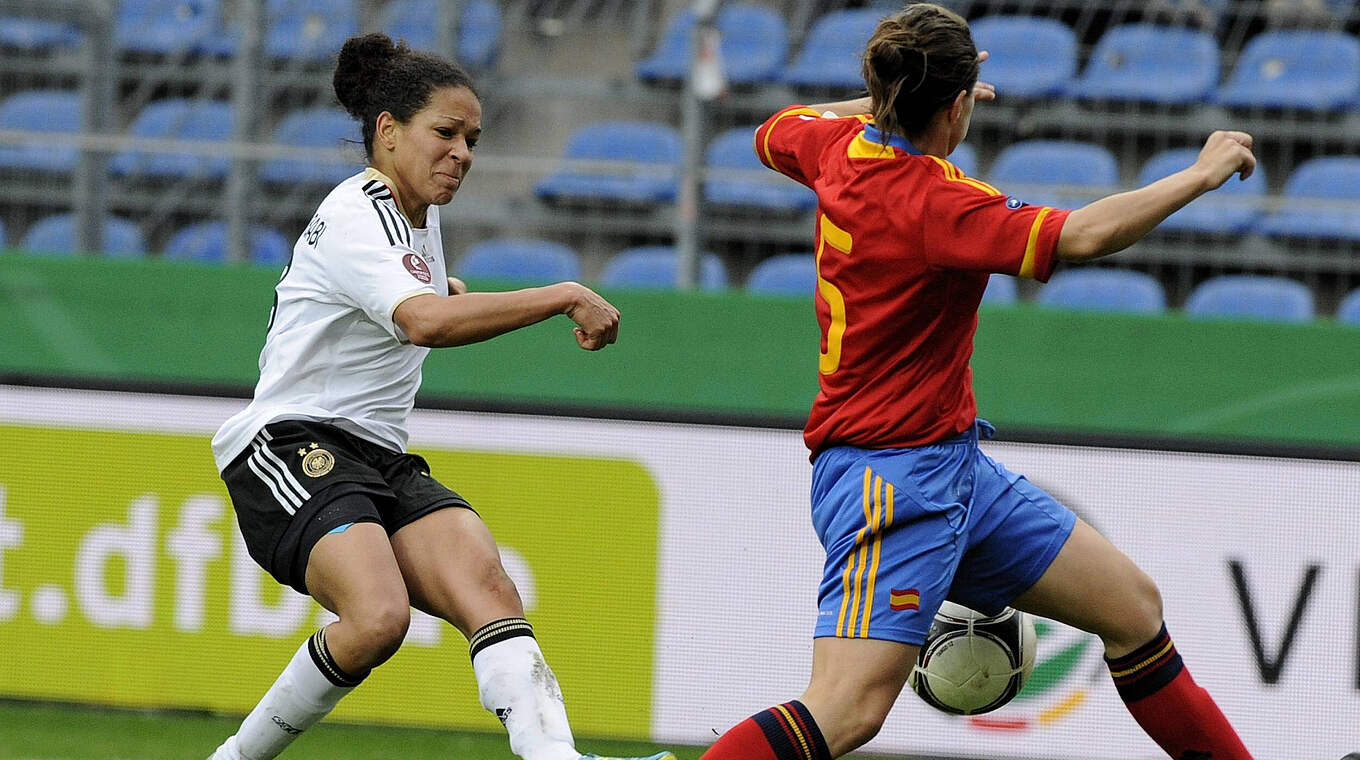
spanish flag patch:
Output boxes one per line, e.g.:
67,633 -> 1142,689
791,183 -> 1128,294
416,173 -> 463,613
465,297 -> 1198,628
889,588 -> 921,611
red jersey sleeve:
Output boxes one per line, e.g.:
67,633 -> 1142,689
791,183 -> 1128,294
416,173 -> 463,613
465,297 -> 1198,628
919,157 -> 1071,282
754,105 -> 867,188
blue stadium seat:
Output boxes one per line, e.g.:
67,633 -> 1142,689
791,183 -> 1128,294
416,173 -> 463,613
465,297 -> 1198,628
1217,30 -> 1360,111
747,254 -> 814,297
1071,24 -> 1218,105
0,15 -> 82,50
164,221 -> 290,265
264,0 -> 359,63
599,246 -> 728,291
259,106 -> 362,185
782,9 -> 883,90
981,273 -> 1018,306
534,122 -> 682,205
1336,289 -> 1360,326
110,99 -> 235,179
1037,268 -> 1166,314
948,142 -> 978,178
704,126 -> 816,213
0,90 -> 82,173
1257,157 -> 1360,242
19,214 -> 146,259
114,0 -> 220,55
1184,275 -> 1315,324
379,0 -> 501,69
0,219 -> 6,248
988,140 -> 1118,209
637,2 -> 788,86
1139,148 -> 1265,235
969,16 -> 1075,98
457,238 -> 581,285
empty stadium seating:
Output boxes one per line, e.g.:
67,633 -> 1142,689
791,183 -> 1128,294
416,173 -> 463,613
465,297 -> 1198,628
114,0 -> 220,56
263,0 -> 360,63
1337,289 -> 1360,326
1257,157 -> 1360,242
704,126 -> 815,213
1184,275 -> 1315,323
0,15 -> 82,50
746,253 -> 814,297
164,221 -> 290,265
535,121 -> 682,206
0,90 -> 82,173
1072,24 -> 1219,105
110,99 -> 236,180
599,246 -> 728,291
1217,30 -> 1360,111
19,213 -> 145,258
259,106 -> 363,186
1038,268 -> 1167,314
968,16 -> 1075,98
782,9 -> 882,90
379,0 -> 501,69
637,2 -> 788,86
457,237 -> 581,285
988,140 -> 1119,209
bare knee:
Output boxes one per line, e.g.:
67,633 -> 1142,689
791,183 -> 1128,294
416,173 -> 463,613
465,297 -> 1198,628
348,600 -> 411,666
1102,569 -> 1164,655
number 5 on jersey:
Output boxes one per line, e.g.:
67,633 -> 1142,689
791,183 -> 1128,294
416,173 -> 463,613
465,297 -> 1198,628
817,214 -> 852,375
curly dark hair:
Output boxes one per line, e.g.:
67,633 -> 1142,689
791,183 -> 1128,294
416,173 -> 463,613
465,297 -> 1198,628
333,33 -> 478,159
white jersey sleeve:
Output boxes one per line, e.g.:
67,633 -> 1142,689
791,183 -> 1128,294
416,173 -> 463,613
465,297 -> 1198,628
323,193 -> 438,342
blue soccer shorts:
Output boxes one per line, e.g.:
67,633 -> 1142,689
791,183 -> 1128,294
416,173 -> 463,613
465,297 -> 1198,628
810,420 -> 1076,645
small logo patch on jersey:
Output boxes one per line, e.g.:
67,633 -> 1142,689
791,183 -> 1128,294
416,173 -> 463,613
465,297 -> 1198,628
403,252 -> 432,283
301,445 -> 335,477
889,588 -> 921,611
1005,196 -> 1026,209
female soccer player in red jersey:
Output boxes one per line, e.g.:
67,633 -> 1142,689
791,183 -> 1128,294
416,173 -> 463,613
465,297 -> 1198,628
701,5 -> 1257,760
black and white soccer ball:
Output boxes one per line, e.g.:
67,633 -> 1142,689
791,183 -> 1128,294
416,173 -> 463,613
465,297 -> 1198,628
908,602 -> 1037,715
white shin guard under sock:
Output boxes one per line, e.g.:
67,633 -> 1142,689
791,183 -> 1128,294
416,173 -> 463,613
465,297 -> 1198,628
218,631 -> 360,760
471,620 -> 578,760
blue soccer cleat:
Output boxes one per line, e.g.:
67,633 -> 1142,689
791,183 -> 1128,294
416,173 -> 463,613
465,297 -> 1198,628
578,753 -> 676,760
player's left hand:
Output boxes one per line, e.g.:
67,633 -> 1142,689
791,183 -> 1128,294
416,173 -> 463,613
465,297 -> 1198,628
447,276 -> 468,295
974,51 -> 996,102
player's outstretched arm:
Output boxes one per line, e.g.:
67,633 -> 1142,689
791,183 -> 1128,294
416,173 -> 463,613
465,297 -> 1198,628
393,281 -> 619,350
1057,130 -> 1255,262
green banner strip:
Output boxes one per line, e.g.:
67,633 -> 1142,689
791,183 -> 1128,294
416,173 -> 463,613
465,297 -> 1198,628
4,254 -> 1360,447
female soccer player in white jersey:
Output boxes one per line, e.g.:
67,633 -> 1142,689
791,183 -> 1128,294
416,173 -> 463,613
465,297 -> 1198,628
206,33 -> 672,760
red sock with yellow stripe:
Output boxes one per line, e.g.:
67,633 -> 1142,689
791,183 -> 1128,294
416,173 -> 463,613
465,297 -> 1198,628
700,701 -> 831,760
1106,623 -> 1253,759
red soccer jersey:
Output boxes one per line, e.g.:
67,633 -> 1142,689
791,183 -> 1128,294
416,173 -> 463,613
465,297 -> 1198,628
754,105 -> 1071,456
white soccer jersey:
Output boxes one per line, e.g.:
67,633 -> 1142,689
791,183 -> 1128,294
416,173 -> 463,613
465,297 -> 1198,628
211,168 -> 448,471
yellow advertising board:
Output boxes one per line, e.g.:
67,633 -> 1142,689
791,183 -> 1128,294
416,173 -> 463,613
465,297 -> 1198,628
0,422 -> 660,738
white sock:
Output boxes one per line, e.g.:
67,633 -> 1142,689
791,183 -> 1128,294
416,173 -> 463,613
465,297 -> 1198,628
215,629 -> 362,760
471,619 -> 578,760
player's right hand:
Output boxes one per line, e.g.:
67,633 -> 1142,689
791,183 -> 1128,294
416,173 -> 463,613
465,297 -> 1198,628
561,283 -> 620,350
1194,130 -> 1256,191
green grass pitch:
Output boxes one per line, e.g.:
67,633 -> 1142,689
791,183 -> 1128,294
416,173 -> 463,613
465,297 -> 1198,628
0,701 -> 707,760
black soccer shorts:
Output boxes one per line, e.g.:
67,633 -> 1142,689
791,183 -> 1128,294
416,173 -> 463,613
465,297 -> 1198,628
220,419 -> 472,594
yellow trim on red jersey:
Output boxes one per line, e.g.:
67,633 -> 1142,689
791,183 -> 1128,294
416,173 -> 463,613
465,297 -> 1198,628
848,132 -> 896,160
1020,207 -> 1054,279
927,155 -> 1002,196
758,106 -> 821,173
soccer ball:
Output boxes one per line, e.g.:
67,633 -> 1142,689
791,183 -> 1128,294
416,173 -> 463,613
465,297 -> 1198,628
908,602 -> 1037,715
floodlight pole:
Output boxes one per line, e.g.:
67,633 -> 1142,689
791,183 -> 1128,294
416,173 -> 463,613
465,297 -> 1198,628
74,0 -> 113,255
226,0 -> 263,264
675,0 -> 721,290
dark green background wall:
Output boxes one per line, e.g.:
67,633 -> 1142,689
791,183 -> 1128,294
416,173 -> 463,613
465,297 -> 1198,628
4,255 -> 1360,449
